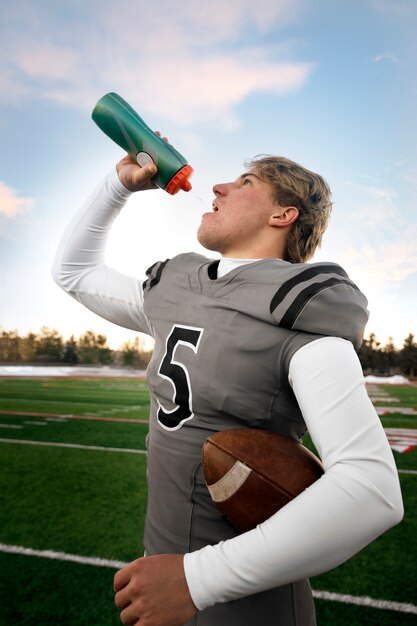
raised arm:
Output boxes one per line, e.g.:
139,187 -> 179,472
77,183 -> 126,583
52,157 -> 157,336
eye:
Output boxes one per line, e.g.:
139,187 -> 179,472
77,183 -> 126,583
242,177 -> 252,186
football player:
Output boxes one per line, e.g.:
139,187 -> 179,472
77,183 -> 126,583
52,153 -> 403,626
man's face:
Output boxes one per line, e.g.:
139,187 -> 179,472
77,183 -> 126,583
197,169 -> 278,258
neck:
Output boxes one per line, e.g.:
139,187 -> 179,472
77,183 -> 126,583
219,235 -> 287,260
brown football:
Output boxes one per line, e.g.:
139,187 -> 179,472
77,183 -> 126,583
203,428 -> 323,533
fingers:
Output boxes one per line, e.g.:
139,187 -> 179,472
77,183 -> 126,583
155,130 -> 169,143
115,128 -> 170,192
129,163 -> 157,188
113,555 -> 197,626
114,561 -> 141,625
119,605 -> 139,626
114,586 -> 131,609
116,155 -> 158,192
114,564 -> 140,624
114,561 -> 136,593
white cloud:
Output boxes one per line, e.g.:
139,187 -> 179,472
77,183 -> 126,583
352,241 -> 417,283
0,0 -> 313,128
125,54 -> 314,128
381,243 -> 417,282
343,181 -> 397,227
373,51 -> 399,63
0,181 -> 33,218
14,44 -> 80,81
315,179 -> 417,295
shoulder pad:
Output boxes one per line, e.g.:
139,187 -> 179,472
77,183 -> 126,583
142,259 -> 170,293
270,263 -> 369,349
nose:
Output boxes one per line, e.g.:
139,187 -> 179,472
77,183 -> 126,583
212,182 -> 230,196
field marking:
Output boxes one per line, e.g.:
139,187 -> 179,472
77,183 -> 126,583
377,407 -> 417,415
385,428 -> 417,453
0,424 -> 23,429
0,410 -> 148,424
45,417 -> 68,422
0,438 -> 147,455
0,543 -> 416,615
1,438 -> 416,476
0,543 -> 127,569
312,590 -> 417,615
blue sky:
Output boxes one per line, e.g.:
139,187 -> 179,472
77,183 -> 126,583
0,0 -> 416,349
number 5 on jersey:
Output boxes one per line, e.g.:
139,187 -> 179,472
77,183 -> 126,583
157,324 -> 204,430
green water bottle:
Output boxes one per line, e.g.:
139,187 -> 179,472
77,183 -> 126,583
92,92 -> 193,194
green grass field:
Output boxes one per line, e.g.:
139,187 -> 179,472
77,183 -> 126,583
0,377 -> 416,625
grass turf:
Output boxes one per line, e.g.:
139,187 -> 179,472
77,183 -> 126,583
0,412 -> 149,449
0,552 -> 121,626
0,377 -> 150,419
0,377 -> 416,625
0,443 -> 147,561
377,384 -> 417,408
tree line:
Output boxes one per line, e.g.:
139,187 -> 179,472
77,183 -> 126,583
1,327 -> 417,378
0,327 -> 153,369
358,333 -> 417,378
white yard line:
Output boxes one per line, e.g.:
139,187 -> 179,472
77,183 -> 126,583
0,543 -> 127,569
1,438 -> 416,475
0,438 -> 146,454
312,590 -> 417,614
0,543 -> 415,615
0,410 -> 148,424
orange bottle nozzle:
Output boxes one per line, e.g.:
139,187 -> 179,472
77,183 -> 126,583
165,164 -> 193,195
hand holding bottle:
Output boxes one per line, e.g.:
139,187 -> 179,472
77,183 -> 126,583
116,132 -> 171,192
92,93 -> 193,194
116,154 -> 157,192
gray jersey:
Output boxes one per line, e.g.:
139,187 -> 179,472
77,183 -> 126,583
142,253 -> 368,626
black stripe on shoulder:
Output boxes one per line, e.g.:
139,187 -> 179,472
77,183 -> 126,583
150,259 -> 169,289
142,259 -> 169,292
280,277 -> 352,329
269,264 -> 350,314
145,261 -> 158,277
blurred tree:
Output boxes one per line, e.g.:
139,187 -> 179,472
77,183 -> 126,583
63,335 -> 79,364
0,329 -> 22,362
380,336 -> 399,375
399,333 -> 417,377
77,330 -> 113,365
358,332 -> 382,373
3,325 -> 414,377
20,332 -> 38,362
35,327 -> 64,363
119,336 -> 153,369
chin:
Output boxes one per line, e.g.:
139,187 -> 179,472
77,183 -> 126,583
197,228 -> 217,252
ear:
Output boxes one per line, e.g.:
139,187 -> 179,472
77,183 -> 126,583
268,206 -> 299,229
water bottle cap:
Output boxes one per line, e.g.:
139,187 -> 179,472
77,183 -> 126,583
166,164 -> 193,195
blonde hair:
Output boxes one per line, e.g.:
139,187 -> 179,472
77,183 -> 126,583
246,155 -> 333,263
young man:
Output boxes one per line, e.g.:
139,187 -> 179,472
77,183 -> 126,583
52,153 -> 403,626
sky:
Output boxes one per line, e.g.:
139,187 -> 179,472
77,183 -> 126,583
0,0 -> 416,350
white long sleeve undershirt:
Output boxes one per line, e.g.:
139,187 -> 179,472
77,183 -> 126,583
52,167 -> 403,610
184,337 -> 403,608
52,168 -> 153,336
